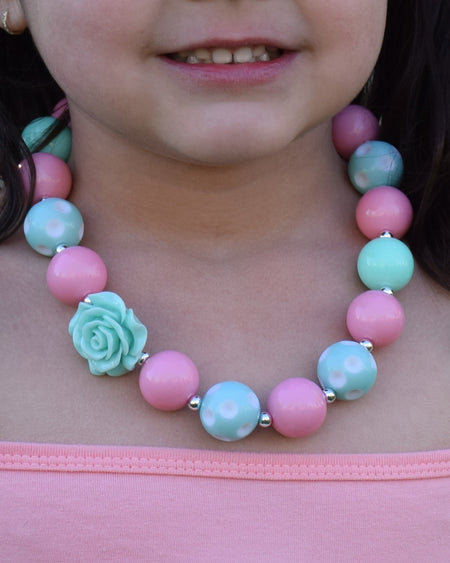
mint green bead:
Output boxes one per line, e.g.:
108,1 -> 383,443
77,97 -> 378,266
357,237 -> 414,291
199,381 -> 261,441
348,141 -> 403,194
24,198 -> 84,256
317,341 -> 377,401
22,116 -> 72,161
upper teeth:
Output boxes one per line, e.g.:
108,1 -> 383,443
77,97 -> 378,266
171,45 -> 281,64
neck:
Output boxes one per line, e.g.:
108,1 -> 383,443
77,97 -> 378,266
69,117 -> 354,258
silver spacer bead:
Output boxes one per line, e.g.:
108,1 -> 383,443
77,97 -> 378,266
323,388 -> 337,403
83,296 -> 92,304
359,339 -> 374,353
259,412 -> 272,428
381,287 -> 394,296
380,231 -> 393,238
56,244 -> 68,254
188,395 -> 202,411
138,352 -> 150,366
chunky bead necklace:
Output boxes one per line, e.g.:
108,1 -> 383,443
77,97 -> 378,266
20,104 -> 414,442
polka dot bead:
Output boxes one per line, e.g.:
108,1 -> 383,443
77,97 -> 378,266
21,116 -> 72,162
139,351 -> 200,411
24,198 -> 84,256
47,246 -> 108,306
267,378 -> 327,438
317,341 -> 377,401
199,381 -> 261,441
348,141 -> 403,194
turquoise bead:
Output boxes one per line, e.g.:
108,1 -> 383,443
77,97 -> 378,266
357,237 -> 414,291
24,198 -> 84,256
22,116 -> 72,162
348,141 -> 403,194
199,381 -> 261,441
317,341 -> 377,401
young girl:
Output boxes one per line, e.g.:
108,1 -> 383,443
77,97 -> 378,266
1,1 -> 449,560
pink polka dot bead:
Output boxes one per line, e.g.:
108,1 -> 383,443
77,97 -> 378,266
332,105 -> 380,160
139,350 -> 200,411
356,186 -> 413,239
267,378 -> 327,438
346,290 -> 405,347
47,246 -> 108,306
19,153 -> 72,204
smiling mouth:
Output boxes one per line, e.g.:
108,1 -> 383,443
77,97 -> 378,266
167,45 -> 283,64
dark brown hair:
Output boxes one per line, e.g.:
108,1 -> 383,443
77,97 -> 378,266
1,1 -> 449,289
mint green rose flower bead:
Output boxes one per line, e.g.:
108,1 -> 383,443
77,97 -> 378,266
69,292 -> 148,376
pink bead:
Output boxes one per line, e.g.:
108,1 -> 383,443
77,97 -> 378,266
346,290 -> 405,347
139,350 -> 200,411
332,105 -> 380,160
267,378 -> 327,438
47,246 -> 108,306
20,153 -> 72,203
356,186 -> 413,239
52,98 -> 71,127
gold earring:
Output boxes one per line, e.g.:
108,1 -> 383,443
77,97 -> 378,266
1,10 -> 21,35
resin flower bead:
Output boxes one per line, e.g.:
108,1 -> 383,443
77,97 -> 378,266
68,291 -> 148,376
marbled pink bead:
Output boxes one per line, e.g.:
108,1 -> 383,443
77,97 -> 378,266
267,378 -> 327,438
20,152 -> 72,203
346,290 -> 405,347
332,105 -> 380,160
47,246 -> 108,306
139,350 -> 200,411
356,186 -> 413,239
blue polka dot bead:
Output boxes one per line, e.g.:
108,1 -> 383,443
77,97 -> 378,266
22,116 -> 72,162
348,141 -> 403,194
24,198 -> 84,256
199,381 -> 261,441
317,341 -> 377,401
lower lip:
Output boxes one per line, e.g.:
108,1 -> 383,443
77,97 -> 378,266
160,51 -> 298,87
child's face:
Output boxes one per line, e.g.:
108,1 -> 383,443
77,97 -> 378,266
21,0 -> 387,165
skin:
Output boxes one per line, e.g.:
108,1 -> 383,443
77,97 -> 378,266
0,0 -> 449,453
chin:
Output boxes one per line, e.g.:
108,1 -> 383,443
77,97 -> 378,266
168,128 -> 296,166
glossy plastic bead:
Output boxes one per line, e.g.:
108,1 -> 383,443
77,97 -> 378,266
356,186 -> 413,239
346,290 -> 405,347
332,105 -> 380,160
139,351 -> 200,411
19,153 -> 72,204
317,341 -> 377,401
22,116 -> 72,161
47,246 -> 108,305
24,198 -> 84,256
348,141 -> 403,194
357,237 -> 414,291
52,98 -> 69,119
267,378 -> 327,438
199,381 -> 261,441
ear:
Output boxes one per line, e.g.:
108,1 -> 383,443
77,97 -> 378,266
1,0 -> 27,34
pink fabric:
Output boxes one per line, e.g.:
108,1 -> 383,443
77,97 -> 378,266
1,442 -> 449,562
